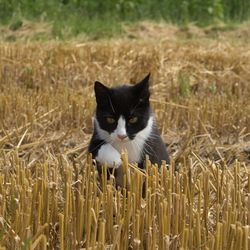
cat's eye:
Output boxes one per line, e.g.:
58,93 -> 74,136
129,117 -> 138,124
106,117 -> 115,124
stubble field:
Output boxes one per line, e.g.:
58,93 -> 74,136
0,24 -> 250,249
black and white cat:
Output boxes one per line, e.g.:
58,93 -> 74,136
88,74 -> 169,172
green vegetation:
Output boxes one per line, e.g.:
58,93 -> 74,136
0,0 -> 250,38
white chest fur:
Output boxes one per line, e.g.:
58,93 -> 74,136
112,117 -> 153,162
95,116 -> 153,165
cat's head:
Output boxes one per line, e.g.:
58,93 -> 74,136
94,74 -> 152,143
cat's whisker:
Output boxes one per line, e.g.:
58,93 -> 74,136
134,139 -> 143,153
89,135 -> 112,154
143,139 -> 158,157
134,136 -> 155,158
131,140 -> 144,158
137,133 -> 159,141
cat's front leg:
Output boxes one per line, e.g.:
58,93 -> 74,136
96,143 -> 122,168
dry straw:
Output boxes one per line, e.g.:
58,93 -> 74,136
0,38 -> 249,249
0,152 -> 249,249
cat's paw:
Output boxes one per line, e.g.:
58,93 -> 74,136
96,144 -> 121,168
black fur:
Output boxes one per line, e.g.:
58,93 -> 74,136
88,74 -> 170,168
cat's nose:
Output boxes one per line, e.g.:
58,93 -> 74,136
117,134 -> 127,140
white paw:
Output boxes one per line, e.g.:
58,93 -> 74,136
96,144 -> 122,168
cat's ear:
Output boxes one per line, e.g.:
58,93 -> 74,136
138,73 -> 150,87
94,81 -> 110,106
134,73 -> 150,100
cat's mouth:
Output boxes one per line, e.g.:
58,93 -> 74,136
113,133 -> 131,142
116,138 -> 129,143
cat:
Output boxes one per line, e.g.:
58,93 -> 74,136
88,74 -> 170,180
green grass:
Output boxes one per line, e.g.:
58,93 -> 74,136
0,0 -> 250,39
51,16 -> 123,40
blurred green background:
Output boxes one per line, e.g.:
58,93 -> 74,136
1,0 -> 250,38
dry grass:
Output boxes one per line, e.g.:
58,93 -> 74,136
0,32 -> 249,249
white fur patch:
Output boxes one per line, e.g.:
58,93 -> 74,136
111,117 -> 127,139
96,144 -> 122,168
95,116 -> 154,164
112,116 -> 153,162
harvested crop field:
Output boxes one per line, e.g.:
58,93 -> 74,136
0,26 -> 250,249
